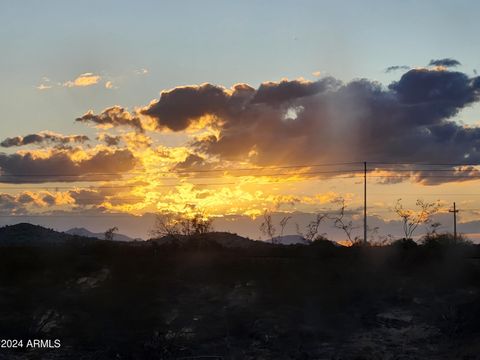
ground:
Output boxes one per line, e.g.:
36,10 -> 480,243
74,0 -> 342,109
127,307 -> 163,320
0,237 -> 479,359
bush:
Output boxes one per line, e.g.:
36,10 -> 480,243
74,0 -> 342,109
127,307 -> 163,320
421,232 -> 471,248
390,238 -> 418,250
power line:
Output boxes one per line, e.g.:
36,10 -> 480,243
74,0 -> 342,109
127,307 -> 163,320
0,169 -> 365,184
367,169 -> 480,172
0,182 -> 236,190
369,193 -> 480,196
2,172 -> 480,184
4,208 -> 480,218
0,161 -> 363,177
0,161 -> 480,186
1,161 -> 478,177
0,168 -> 364,178
367,175 -> 480,178
370,161 -> 480,166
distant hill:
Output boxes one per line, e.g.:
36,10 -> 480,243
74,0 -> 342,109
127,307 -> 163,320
0,223 -> 309,248
65,227 -> 136,242
150,232 -> 314,248
0,224 -> 256,248
150,232 -> 263,248
0,223 -> 94,246
273,235 -> 309,245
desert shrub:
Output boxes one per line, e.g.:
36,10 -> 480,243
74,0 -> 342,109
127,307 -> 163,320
390,238 -> 418,250
421,232 -> 471,248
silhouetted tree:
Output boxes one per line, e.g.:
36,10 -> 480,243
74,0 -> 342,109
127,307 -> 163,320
150,212 -> 213,239
394,199 -> 440,239
367,225 -> 380,244
260,210 -> 276,243
188,213 -> 213,235
329,198 -> 360,245
104,226 -> 118,241
426,221 -> 442,237
296,213 -> 328,243
279,215 -> 291,237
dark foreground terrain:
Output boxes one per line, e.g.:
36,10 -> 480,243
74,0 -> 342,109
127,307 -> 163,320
0,225 -> 480,359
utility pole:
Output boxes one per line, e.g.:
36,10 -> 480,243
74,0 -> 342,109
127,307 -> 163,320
364,161 -> 367,244
449,202 -> 458,243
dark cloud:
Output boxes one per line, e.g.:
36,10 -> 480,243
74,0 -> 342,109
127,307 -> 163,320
17,193 -> 35,204
429,58 -> 461,67
385,65 -> 410,73
138,68 -> 480,184
69,189 -> 107,206
68,187 -> 144,207
42,194 -> 57,206
251,77 -> 340,105
141,83 -> 231,131
389,69 -> 475,109
76,106 -> 144,133
97,134 -> 121,146
0,194 -> 21,213
171,153 -> 217,175
414,165 -> 480,185
1,132 -> 89,148
141,78 -> 339,132
0,192 -> 45,214
0,149 -> 137,183
173,153 -> 207,171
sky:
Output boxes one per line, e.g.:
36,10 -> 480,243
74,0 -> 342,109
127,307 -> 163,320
1,0 -> 480,241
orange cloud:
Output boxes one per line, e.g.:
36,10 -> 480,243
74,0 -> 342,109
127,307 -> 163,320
64,73 -> 101,88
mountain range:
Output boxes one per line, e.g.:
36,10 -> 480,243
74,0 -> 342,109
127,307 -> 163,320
0,223 -> 312,247
65,227 -> 137,242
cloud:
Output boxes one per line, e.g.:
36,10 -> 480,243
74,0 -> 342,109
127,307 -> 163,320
0,148 -> 137,183
385,65 -> 410,73
428,58 -> 461,67
172,153 -> 213,173
141,83 -> 233,131
36,84 -> 52,90
1,131 -> 89,148
252,77 -> 340,105
139,79 -> 340,132
0,193 -> 23,214
0,190 -> 74,214
37,73 -> 121,90
68,189 -> 107,206
64,72 -> 101,88
36,76 -> 53,90
76,106 -> 144,133
66,186 -> 145,208
97,133 -> 121,146
120,132 -> 152,149
135,68 -> 148,75
312,71 -> 321,77
388,69 -> 477,116
134,68 -> 480,184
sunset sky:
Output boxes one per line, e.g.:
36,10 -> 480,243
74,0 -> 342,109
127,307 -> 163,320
1,0 -> 480,241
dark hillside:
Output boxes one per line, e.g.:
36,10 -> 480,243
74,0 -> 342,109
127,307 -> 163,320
0,223 -> 93,246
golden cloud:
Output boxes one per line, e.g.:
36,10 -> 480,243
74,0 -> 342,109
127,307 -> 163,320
64,73 -> 101,88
